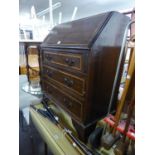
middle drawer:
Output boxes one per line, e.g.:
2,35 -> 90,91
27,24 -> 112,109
42,65 -> 86,96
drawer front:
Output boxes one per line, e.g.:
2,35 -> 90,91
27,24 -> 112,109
42,81 -> 82,120
43,51 -> 83,71
42,65 -> 85,96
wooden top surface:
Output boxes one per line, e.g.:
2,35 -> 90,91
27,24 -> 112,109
41,12 -> 113,49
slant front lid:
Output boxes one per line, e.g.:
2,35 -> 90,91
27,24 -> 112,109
42,12 -> 113,49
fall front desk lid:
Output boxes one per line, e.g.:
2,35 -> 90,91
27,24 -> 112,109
41,12 -> 116,49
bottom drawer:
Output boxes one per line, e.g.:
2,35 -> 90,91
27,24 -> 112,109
42,81 -> 82,120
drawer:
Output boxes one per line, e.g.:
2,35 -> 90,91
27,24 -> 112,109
42,65 -> 86,96
43,51 -> 84,72
43,81 -> 82,120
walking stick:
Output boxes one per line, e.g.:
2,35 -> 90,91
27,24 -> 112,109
114,94 -> 135,155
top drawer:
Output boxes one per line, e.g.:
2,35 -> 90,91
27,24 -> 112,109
42,51 -> 86,72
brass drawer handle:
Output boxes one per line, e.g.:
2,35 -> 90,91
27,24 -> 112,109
65,58 -> 75,66
45,69 -> 53,77
45,55 -> 52,61
64,77 -> 74,87
63,98 -> 73,108
47,72 -> 53,77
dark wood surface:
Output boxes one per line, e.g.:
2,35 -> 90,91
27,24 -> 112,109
42,81 -> 83,121
42,49 -> 89,73
40,11 -> 130,141
42,65 -> 86,96
42,12 -> 111,49
72,119 -> 97,143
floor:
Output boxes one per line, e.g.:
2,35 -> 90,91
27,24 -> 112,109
19,75 -> 41,110
19,75 -> 53,155
19,111 -> 53,155
19,114 -> 34,155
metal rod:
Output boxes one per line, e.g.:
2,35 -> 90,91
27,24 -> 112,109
58,12 -> 62,24
123,10 -> 135,15
36,2 -> 61,17
107,20 -> 135,115
71,6 -> 78,21
49,0 -> 54,28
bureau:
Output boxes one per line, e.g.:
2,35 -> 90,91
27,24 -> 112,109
40,11 -> 130,141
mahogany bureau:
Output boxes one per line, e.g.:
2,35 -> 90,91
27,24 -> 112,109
40,11 -> 130,141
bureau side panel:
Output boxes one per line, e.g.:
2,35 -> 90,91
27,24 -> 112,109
86,13 -> 130,122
